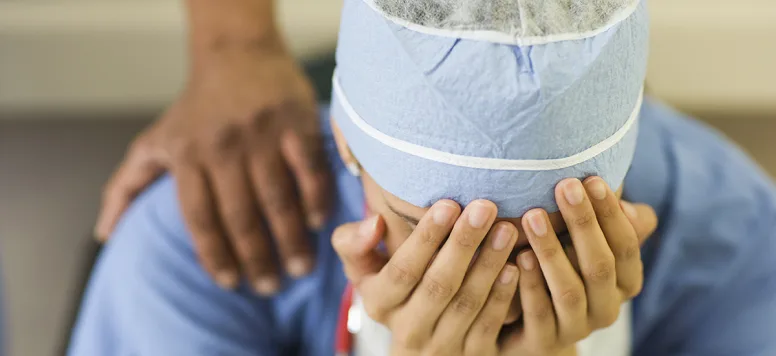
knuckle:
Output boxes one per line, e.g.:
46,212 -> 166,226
224,206 -> 261,237
244,107 -> 273,132
559,288 -> 585,309
596,205 -> 616,220
363,300 -> 388,323
463,343 -> 481,356
168,137 -> 197,162
594,306 -> 621,329
622,274 -> 644,299
564,325 -> 591,344
536,246 -> 560,260
491,288 -> 514,303
393,328 -> 425,350
207,123 -> 243,155
423,276 -> 455,302
417,228 -> 444,246
526,278 -> 546,292
192,240 -> 229,268
474,315 -> 501,336
584,259 -> 615,283
572,212 -> 596,228
450,291 -> 484,315
187,207 -> 219,235
261,188 -> 297,214
425,345 -> 451,356
197,252 -> 226,272
385,260 -> 421,288
236,249 -> 266,270
455,230 -> 479,248
525,302 -> 554,320
619,242 -> 642,261
476,253 -> 501,270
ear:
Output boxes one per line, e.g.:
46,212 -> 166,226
330,118 -> 361,176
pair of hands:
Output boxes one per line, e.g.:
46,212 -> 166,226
332,178 -> 657,356
96,41 -> 329,293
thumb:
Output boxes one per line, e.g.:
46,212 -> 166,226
95,144 -> 165,241
620,201 -> 658,245
331,215 -> 388,286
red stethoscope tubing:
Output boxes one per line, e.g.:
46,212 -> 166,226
336,205 -> 371,355
335,283 -> 355,355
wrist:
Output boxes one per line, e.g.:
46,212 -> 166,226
186,0 -> 285,65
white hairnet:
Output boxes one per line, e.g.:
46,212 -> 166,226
368,0 -> 640,44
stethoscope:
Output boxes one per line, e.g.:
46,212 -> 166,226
335,203 -> 368,356
335,283 -> 355,356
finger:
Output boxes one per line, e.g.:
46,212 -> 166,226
173,162 -> 239,290
583,177 -> 642,303
620,201 -> 658,245
250,151 -> 314,278
364,201 -> 460,320
507,251 -> 557,352
206,155 -> 279,295
504,290 -> 522,324
331,215 -> 388,286
96,140 -> 165,241
434,222 -> 517,343
522,208 -> 589,343
399,200 -> 497,342
463,264 -> 519,355
281,124 -> 333,230
556,178 -> 619,333
564,244 -> 581,274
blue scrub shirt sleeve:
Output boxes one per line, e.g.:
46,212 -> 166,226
67,176 -> 286,356
676,223 -> 776,355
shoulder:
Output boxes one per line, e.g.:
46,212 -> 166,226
633,99 -> 776,244
70,113 -> 360,355
69,177 -> 281,354
630,98 -> 776,232
628,99 -> 776,352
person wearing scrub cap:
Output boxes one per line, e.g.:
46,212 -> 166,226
68,0 -> 776,355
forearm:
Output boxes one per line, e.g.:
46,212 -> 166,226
186,0 -> 284,65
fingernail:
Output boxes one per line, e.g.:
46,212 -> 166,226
307,212 -> 326,230
467,201 -> 492,229
359,215 -> 378,237
492,224 -> 514,251
585,178 -> 607,200
215,271 -> 239,289
519,251 -> 537,271
563,179 -> 585,206
287,257 -> 312,277
432,202 -> 456,226
499,265 -> 518,284
254,277 -> 280,295
526,210 -> 547,237
346,162 -> 361,177
621,201 -> 638,219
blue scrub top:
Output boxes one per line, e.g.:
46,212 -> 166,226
67,100 -> 776,356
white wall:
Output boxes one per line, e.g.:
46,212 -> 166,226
2,0 -> 776,116
0,0 -> 343,113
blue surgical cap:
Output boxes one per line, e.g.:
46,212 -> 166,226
331,0 -> 649,217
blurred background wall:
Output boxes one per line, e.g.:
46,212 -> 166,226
0,1 -> 774,355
